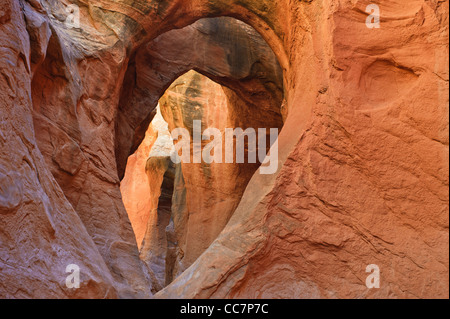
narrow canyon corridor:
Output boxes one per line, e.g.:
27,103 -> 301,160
0,0 -> 448,300
121,72 -> 283,292
120,17 -> 285,293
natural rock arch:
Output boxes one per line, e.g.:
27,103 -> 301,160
0,0 -> 447,299
116,17 -> 288,294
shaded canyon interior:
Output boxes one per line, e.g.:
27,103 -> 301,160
0,0 -> 448,299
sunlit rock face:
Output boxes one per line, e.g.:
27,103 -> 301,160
157,70 -> 282,286
0,0 -> 448,299
121,105 -> 177,292
121,106 -> 169,251
115,16 -> 284,180
122,70 -> 282,293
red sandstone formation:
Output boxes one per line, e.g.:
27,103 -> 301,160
0,0 -> 448,299
124,70 -> 281,293
120,119 -> 158,250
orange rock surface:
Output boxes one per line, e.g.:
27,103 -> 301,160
0,0 -> 448,299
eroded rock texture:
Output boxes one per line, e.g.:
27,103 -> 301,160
116,16 -> 284,180
120,116 -> 158,251
0,0 -> 448,299
123,69 -> 282,293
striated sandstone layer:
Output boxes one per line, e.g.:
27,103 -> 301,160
120,115 -> 158,251
121,68 -> 283,293
0,0 -> 448,299
116,16 -> 284,180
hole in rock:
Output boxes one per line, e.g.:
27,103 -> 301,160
119,17 -> 285,293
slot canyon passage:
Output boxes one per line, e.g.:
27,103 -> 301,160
0,0 -> 448,299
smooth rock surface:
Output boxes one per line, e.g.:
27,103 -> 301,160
0,0 -> 448,299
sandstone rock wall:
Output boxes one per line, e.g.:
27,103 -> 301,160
157,0 -> 449,299
0,0 -> 448,299
116,16 -> 284,180
0,0 -> 119,299
122,69 -> 283,293
120,117 -> 158,251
